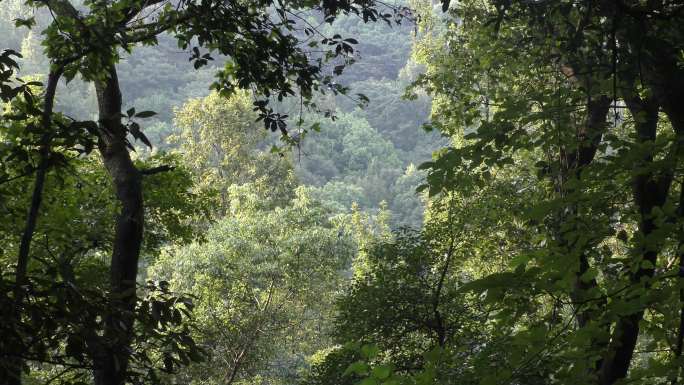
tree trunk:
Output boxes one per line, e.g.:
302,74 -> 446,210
92,65 -> 143,385
566,96 -> 611,329
598,96 -> 671,385
1,69 -> 62,385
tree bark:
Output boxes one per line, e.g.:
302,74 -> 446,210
598,95 -> 671,385
594,7 -> 684,382
565,95 -> 612,329
92,65 -> 144,385
1,69 -> 62,385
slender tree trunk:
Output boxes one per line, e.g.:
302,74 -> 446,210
670,183 -> 684,385
566,96 -> 611,329
666,95 -> 684,385
546,95 -> 611,382
92,65 -> 144,385
1,69 -> 62,385
28,2 -> 144,381
598,96 -> 671,385
661,76 -> 684,384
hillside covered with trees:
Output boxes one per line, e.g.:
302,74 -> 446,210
2,1 -> 684,385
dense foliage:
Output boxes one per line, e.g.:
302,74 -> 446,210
3,0 -> 684,385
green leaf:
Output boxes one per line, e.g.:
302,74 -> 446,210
344,361 -> 369,376
361,344 -> 380,359
371,364 -> 392,380
135,110 -> 157,118
14,17 -> 36,29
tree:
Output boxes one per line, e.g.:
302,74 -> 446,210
412,0 -> 684,384
304,171 -> 543,385
149,186 -> 355,385
297,110 -> 428,225
1,0 -> 403,382
0,135 -> 205,384
171,91 -> 297,213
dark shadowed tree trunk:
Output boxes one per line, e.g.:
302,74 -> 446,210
598,93 -> 671,385
92,66 -> 144,385
565,95 -> 611,329
2,68 -> 63,385
34,1 -> 145,380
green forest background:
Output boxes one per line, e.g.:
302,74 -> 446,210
1,0 -> 446,383
3,1 -> 684,385
1,0 -> 442,228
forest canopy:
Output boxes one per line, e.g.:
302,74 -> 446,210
1,1 -> 684,385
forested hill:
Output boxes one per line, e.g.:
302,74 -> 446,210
1,0 -> 442,227
3,1 -> 684,385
